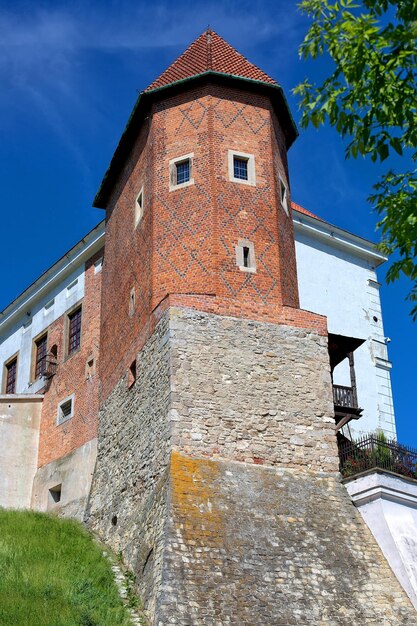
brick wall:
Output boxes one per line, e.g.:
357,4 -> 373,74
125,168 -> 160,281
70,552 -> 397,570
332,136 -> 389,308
99,83 -> 322,403
37,249 -> 103,467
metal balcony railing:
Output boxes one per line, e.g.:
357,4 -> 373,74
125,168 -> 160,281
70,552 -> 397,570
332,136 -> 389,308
338,434 -> 417,480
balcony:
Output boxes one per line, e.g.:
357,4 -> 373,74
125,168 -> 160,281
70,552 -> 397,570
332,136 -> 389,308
339,434 -> 417,481
333,384 -> 356,408
333,384 -> 363,431
328,333 -> 365,432
39,354 -> 58,379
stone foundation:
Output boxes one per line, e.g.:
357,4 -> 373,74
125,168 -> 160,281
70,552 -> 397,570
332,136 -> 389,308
86,312 -> 171,617
86,307 -> 417,624
159,452 -> 416,625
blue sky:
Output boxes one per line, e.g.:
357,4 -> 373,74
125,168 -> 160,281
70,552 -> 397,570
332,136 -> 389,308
0,0 -> 415,445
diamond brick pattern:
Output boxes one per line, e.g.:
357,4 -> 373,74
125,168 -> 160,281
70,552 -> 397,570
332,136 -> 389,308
98,44 -> 324,403
176,99 -> 207,133
211,97 -> 270,134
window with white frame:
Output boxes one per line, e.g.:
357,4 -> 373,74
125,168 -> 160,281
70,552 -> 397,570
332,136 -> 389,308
135,187 -> 144,226
235,239 -> 256,273
169,153 -> 194,190
94,257 -> 103,274
57,395 -> 74,425
279,176 -> 289,216
228,150 -> 256,186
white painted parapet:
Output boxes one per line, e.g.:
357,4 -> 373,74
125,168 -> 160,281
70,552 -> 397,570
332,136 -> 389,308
0,394 -> 43,508
345,470 -> 417,610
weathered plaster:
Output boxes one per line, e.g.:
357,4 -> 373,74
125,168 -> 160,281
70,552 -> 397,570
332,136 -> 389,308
0,394 -> 43,508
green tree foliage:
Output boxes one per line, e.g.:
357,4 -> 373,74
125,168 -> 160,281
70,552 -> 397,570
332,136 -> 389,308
294,0 -> 417,318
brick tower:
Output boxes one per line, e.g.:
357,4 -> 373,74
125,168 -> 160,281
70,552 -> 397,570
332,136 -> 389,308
86,31 -> 417,625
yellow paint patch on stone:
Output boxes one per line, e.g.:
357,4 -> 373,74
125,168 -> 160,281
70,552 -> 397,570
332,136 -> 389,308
170,451 -> 223,546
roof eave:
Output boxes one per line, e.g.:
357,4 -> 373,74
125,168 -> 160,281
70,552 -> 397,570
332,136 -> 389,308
292,209 -> 387,267
0,221 -> 106,333
93,71 -> 298,209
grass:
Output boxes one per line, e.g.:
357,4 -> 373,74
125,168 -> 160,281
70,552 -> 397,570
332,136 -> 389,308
0,509 -> 135,626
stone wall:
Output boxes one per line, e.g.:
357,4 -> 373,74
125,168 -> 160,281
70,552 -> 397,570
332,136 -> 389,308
85,312 -> 171,618
169,306 -> 337,472
160,453 -> 417,625
87,306 -> 417,624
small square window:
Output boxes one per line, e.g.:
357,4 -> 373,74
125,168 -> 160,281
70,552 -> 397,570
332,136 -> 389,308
228,150 -> 255,186
135,188 -> 144,226
233,157 -> 248,181
279,176 -> 289,216
236,239 -> 256,273
176,160 -> 190,185
94,257 -> 103,274
57,395 -> 74,424
49,484 -> 62,505
85,355 -> 95,379
169,153 -> 194,191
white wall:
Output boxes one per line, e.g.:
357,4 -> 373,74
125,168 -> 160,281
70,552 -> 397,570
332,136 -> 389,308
294,224 -> 396,439
346,471 -> 417,609
0,395 -> 42,508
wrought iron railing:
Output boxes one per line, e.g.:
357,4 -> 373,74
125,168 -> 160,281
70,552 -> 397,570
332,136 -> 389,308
333,384 -> 356,408
339,434 -> 417,480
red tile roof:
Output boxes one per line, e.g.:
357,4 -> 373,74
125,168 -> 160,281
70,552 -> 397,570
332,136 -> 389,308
291,201 -> 320,220
145,29 -> 277,92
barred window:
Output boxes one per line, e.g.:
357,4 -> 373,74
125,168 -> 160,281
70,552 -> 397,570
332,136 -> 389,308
228,150 -> 255,186
176,160 -> 190,185
68,307 -> 82,355
5,357 -> 17,393
35,335 -> 48,378
233,157 -> 248,180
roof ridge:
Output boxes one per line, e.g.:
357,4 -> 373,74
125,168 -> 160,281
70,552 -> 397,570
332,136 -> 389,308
207,28 -> 212,70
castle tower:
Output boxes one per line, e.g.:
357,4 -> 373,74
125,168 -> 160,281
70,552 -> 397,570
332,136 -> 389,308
86,31 -> 417,624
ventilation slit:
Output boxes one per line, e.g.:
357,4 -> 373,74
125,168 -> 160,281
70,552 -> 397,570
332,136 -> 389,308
243,246 -> 250,268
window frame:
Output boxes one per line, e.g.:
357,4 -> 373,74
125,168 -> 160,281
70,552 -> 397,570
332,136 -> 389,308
228,150 -> 256,186
169,153 -> 194,191
32,332 -> 48,381
279,175 -> 289,216
57,394 -> 75,425
3,353 -> 18,394
235,239 -> 256,273
135,186 -> 144,227
66,303 -> 82,358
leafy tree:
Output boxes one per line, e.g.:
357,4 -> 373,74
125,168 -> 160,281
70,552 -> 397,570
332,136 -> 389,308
294,0 -> 417,318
